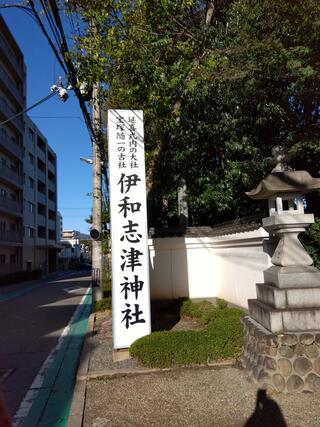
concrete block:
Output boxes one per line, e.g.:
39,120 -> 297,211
249,299 -> 320,333
264,265 -> 320,288
248,299 -> 283,333
287,288 -> 320,308
256,283 -> 286,309
257,283 -> 320,309
282,309 -> 320,332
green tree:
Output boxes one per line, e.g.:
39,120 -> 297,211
70,0 -> 320,225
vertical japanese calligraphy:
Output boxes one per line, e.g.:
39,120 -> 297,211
108,110 -> 151,349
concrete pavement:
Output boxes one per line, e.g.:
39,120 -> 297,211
75,310 -> 320,427
0,271 -> 92,426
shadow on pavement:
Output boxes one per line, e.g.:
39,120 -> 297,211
243,389 -> 287,427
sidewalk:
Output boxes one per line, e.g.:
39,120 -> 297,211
71,310 -> 320,427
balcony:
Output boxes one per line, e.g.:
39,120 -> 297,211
37,191 -> 46,205
37,214 -> 46,227
0,33 -> 24,80
0,196 -> 22,216
37,169 -> 46,183
0,64 -> 24,104
0,162 -> 23,188
0,229 -> 23,244
0,98 -> 24,133
48,179 -> 56,192
48,199 -> 55,211
48,219 -> 56,230
0,130 -> 23,160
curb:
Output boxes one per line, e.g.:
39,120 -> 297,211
68,311 -> 95,427
84,359 -> 236,381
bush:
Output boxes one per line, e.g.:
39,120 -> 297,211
301,217 -> 320,268
130,300 -> 244,368
95,296 -> 112,312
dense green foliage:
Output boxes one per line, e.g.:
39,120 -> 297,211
129,299 -> 244,368
71,0 -> 320,227
301,218 -> 320,269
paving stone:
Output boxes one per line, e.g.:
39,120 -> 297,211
293,357 -> 312,376
313,357 -> 320,375
264,356 -> 277,371
277,359 -> 292,377
279,345 -> 294,358
300,334 -> 315,346
258,371 -> 270,382
273,374 -> 286,392
287,375 -> 304,392
294,343 -> 305,356
264,345 -> 278,357
304,344 -> 319,359
305,373 -> 320,392
252,365 -> 261,379
281,334 -> 298,346
264,335 -> 279,347
314,333 -> 320,346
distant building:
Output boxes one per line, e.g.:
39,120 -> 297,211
23,116 -> 59,274
59,229 -> 91,269
0,15 -> 26,276
0,15 -> 59,277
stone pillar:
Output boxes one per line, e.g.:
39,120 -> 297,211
243,169 -> 320,392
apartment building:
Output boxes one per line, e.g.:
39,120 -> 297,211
0,15 -> 60,277
0,15 -> 25,275
23,116 -> 58,274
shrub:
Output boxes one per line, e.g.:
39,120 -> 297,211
95,296 -> 112,312
301,217 -> 320,268
130,301 -> 245,368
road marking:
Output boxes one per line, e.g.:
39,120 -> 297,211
0,369 -> 14,383
63,286 -> 81,293
0,271 -> 83,303
12,286 -> 92,427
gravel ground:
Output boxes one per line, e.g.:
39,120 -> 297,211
83,310 -> 320,427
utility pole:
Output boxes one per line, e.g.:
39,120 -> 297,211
92,82 -> 103,301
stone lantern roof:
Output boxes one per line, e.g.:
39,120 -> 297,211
246,170 -> 320,200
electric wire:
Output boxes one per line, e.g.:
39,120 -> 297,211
28,0 -> 68,75
0,90 -> 58,127
39,0 -> 63,50
47,0 -> 102,152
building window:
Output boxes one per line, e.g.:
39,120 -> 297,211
28,202 -> 34,213
1,158 -> 6,167
0,254 -> 5,264
0,189 -> 7,199
28,128 -> 34,141
10,223 -> 17,232
29,153 -> 34,165
28,227 -> 35,238
0,221 -> 6,231
29,177 -> 34,189
10,254 -> 16,264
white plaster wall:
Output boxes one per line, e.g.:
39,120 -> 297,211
148,227 -> 274,310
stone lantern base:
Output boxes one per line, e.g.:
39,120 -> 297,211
241,316 -> 320,393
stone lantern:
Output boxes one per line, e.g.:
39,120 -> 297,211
241,165 -> 320,393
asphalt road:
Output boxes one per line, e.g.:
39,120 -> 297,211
0,271 -> 91,421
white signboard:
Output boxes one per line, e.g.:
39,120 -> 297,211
108,109 -> 151,349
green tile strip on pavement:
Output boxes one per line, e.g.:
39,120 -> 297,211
22,287 -> 92,427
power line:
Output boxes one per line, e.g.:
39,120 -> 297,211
0,90 -> 58,127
